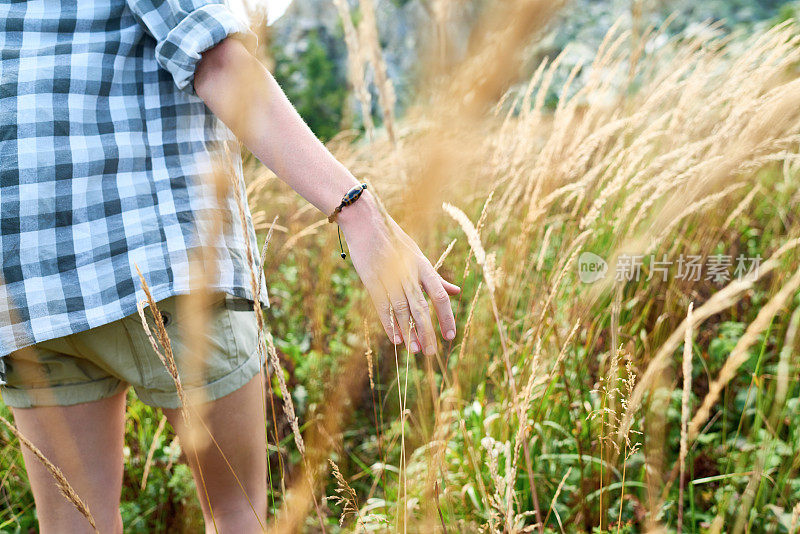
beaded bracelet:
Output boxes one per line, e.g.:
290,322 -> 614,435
328,183 -> 368,259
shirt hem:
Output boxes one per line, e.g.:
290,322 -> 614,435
0,283 -> 270,360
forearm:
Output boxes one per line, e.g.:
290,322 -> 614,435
194,37 -> 460,354
194,37 -> 378,223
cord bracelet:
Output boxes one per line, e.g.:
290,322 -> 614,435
328,183 -> 368,259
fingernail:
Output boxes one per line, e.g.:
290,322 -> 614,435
394,335 -> 402,344
410,341 -> 419,353
445,330 -> 455,340
425,344 -> 436,355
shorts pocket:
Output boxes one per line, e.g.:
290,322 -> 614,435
225,301 -> 260,363
126,293 -> 259,401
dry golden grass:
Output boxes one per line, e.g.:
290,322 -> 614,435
6,0 -> 800,531
676,302 -> 694,533
248,5 -> 800,530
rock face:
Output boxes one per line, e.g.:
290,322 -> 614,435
270,0 -> 427,111
543,0 -> 787,58
268,0 -> 790,117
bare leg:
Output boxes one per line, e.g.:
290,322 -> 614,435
10,388 -> 128,534
163,374 -> 268,534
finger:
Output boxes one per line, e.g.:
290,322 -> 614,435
391,307 -> 418,350
401,276 -> 437,356
391,312 -> 406,347
386,282 -> 419,353
366,282 -> 403,345
407,323 -> 423,355
440,276 -> 461,295
422,268 -> 457,341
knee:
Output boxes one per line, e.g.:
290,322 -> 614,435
38,505 -> 122,534
202,483 -> 268,534
205,501 -> 267,534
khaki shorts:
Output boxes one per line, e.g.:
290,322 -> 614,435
0,292 -> 264,409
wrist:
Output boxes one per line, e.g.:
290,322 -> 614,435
336,189 -> 383,231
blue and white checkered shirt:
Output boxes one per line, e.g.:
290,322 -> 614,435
0,0 -> 270,368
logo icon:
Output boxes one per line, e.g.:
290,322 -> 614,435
578,252 -> 608,283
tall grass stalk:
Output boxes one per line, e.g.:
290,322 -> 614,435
9,4 -> 800,532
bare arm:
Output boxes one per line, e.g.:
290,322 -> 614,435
193,37 -> 459,355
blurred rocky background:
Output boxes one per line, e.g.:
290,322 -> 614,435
257,0 -> 798,140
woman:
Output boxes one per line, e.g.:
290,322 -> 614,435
0,0 -> 459,531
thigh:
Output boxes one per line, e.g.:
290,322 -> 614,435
163,373 -> 267,534
10,387 -> 128,534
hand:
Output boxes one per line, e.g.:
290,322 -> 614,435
338,192 -> 461,356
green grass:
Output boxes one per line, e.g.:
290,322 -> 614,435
5,14 -> 800,533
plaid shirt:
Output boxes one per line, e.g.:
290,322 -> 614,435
0,0 -> 270,372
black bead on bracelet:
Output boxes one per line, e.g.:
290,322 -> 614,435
328,183 -> 368,259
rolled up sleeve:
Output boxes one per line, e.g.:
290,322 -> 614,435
126,0 -> 258,94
